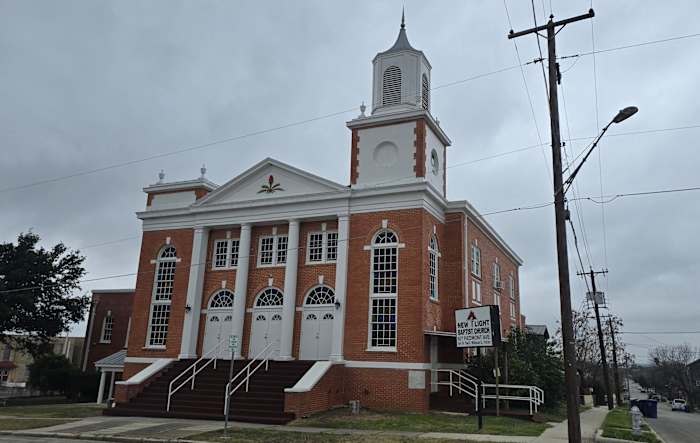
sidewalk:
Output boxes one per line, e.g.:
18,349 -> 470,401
1,408 -> 609,442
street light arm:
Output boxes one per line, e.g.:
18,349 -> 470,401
561,120 -> 613,195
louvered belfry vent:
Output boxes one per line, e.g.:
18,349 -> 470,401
382,66 -> 402,106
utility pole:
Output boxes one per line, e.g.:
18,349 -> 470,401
608,317 -> 623,406
508,9 -> 595,443
579,268 -> 613,410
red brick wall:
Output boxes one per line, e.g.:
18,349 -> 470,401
284,364 -> 345,418
126,229 -> 193,359
466,219 -> 521,338
344,367 -> 429,412
84,291 -> 134,371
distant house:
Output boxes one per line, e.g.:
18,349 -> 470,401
525,324 -> 550,340
690,358 -> 700,388
0,336 -> 84,388
80,289 -> 134,403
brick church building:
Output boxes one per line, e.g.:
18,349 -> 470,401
110,18 -> 526,422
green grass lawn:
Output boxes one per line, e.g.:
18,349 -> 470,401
289,408 -> 548,436
0,418 -> 75,431
601,407 -> 659,443
0,402 -> 105,418
192,428 -> 507,443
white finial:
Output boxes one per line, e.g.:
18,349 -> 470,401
200,164 -> 207,179
157,169 -> 165,184
359,102 -> 366,118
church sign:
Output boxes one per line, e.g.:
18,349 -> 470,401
455,306 -> 501,348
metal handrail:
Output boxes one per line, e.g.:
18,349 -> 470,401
167,337 -> 227,412
432,369 -> 479,401
223,341 -> 278,414
480,383 -> 545,414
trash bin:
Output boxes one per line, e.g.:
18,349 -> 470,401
637,399 -> 658,418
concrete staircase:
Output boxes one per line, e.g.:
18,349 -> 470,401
106,359 -> 314,424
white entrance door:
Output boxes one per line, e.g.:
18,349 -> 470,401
203,312 -> 234,359
249,310 -> 282,358
299,310 -> 334,360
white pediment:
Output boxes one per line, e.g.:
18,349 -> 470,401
195,158 -> 347,206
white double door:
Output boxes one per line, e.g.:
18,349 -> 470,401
249,308 -> 282,358
202,311 -> 234,359
299,308 -> 334,360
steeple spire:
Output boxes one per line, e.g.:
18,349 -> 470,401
401,7 -> 405,29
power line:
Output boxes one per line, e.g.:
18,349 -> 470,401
503,0 -> 551,178
0,64 -> 522,196
621,331 -> 700,335
572,31 -> 700,58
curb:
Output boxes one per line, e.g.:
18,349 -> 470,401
0,430 -> 202,443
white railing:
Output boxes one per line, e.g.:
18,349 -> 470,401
432,369 -> 479,405
432,369 -> 544,415
167,338 -> 227,412
481,383 -> 545,415
223,341 -> 278,415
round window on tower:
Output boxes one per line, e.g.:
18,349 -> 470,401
430,149 -> 439,175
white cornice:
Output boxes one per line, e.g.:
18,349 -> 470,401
91,289 -> 135,294
143,178 -> 218,194
447,200 -> 523,266
346,109 -> 451,147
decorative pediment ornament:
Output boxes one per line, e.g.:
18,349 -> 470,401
258,175 -> 284,194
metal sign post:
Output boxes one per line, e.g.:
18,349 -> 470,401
223,334 -> 239,437
455,305 -> 501,431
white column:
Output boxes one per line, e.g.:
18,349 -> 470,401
330,214 -> 350,361
107,371 -> 116,402
179,226 -> 209,359
96,370 -> 106,404
231,223 -> 252,360
279,220 -> 300,360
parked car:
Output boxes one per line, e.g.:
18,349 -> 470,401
649,393 -> 660,401
671,399 -> 689,412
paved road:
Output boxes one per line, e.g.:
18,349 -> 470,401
628,379 -> 699,443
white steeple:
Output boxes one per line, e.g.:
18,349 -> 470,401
371,12 -> 432,116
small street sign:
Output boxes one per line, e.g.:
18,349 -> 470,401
228,334 -> 239,352
455,305 -> 501,348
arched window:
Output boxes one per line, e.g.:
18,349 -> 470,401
421,74 -> 430,110
209,289 -> 234,309
255,288 -> 283,307
382,66 -> 402,106
428,234 -> 439,300
147,245 -> 178,347
304,286 -> 335,306
369,229 -> 399,349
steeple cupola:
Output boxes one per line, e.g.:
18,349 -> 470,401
372,13 -> 432,116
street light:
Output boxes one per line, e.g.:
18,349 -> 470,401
563,106 -> 638,194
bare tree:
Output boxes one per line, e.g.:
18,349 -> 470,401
649,344 -> 698,409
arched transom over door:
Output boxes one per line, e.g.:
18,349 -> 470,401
300,286 -> 335,361
203,290 -> 234,359
249,288 -> 283,358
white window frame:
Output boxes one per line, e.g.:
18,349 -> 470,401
510,301 -> 516,320
366,229 -> 404,352
471,280 -> 482,305
305,230 -> 338,264
471,244 -> 481,277
146,245 -> 178,349
212,238 -> 240,270
493,262 -> 502,290
509,274 -> 516,300
257,234 -> 288,268
100,311 -> 114,344
428,234 -> 440,301
0,369 -> 8,383
494,292 -> 501,310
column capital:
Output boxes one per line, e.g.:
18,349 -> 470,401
337,214 -> 350,222
288,219 -> 300,225
240,222 -> 252,230
193,225 -> 208,233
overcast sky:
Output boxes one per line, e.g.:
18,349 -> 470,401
2,1 -> 698,363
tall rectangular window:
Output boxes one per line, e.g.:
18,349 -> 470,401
326,232 -> 338,261
510,301 -> 516,320
471,245 -> 481,277
472,280 -> 481,304
147,245 -> 177,348
369,230 -> 399,350
509,274 -> 515,300
493,262 -> 502,289
101,312 -> 114,343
